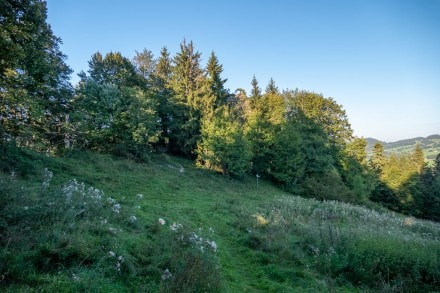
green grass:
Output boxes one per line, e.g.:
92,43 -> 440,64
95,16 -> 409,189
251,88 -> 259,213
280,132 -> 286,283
1,148 -> 439,292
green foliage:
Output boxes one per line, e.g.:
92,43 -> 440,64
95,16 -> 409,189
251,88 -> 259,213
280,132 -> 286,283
0,0 -> 72,152
72,52 -> 160,160
196,107 -> 251,178
167,40 -> 205,157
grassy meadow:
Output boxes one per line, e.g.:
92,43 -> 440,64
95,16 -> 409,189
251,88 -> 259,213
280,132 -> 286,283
1,148 -> 439,292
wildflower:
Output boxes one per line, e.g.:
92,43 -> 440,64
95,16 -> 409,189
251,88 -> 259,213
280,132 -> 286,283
206,240 -> 218,252
72,273 -> 80,282
109,227 -> 117,234
107,197 -> 116,205
109,251 -> 116,257
170,222 -> 182,231
24,206 -> 29,211
158,218 -> 166,225
42,168 -> 53,188
112,203 -> 121,214
101,219 -> 108,225
161,268 -> 172,281
136,193 -> 143,199
128,215 -> 137,223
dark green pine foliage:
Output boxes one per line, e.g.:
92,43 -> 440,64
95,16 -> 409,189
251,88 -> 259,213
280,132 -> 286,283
168,40 -> 205,157
0,0 -> 72,152
151,47 -> 173,151
250,75 -> 261,98
196,52 -> 250,177
205,51 -> 229,110
265,78 -> 279,95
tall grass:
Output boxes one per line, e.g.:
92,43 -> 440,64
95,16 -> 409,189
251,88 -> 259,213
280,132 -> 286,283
0,170 -> 221,292
238,195 -> 440,291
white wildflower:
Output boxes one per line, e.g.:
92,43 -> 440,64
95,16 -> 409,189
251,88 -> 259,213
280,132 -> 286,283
101,219 -> 108,225
128,215 -> 137,223
206,240 -> 218,252
170,222 -> 182,231
109,227 -> 117,234
109,251 -> 116,257
158,218 -> 166,225
136,193 -> 143,199
115,255 -> 124,272
42,168 -> 53,188
24,206 -> 29,211
161,268 -> 172,280
72,273 -> 80,282
112,203 -> 121,214
107,197 -> 116,205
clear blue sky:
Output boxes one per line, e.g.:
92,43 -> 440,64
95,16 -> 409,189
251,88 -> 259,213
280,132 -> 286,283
46,0 -> 439,142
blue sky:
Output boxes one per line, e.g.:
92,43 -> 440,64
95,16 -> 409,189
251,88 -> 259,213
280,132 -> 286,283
46,0 -> 440,142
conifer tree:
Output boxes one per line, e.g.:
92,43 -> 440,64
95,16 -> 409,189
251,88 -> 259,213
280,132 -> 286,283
168,40 -> 205,157
370,142 -> 386,174
205,51 -> 229,109
265,78 -> 279,95
412,143 -> 425,173
250,75 -> 261,98
151,47 -> 173,150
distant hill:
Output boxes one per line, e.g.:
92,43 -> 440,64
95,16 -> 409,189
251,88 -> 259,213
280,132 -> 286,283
366,134 -> 440,160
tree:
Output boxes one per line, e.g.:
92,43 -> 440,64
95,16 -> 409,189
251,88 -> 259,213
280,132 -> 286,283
151,47 -> 173,150
246,89 -> 286,176
205,51 -> 229,109
72,52 -> 159,159
197,106 -> 251,178
250,75 -> 261,98
412,143 -> 425,173
265,78 -> 279,95
0,0 -> 72,152
370,142 -> 386,174
270,120 -> 305,192
84,51 -> 140,88
133,49 -> 156,81
286,90 -> 353,147
168,40 -> 205,157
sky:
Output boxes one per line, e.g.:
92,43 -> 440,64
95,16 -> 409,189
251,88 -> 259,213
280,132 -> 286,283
45,0 -> 440,142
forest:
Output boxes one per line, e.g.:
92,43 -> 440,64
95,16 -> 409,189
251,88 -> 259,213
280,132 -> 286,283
1,1 -> 440,291
1,0 -> 439,221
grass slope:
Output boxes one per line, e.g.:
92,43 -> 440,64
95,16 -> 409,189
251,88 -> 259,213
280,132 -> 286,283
1,149 -> 439,292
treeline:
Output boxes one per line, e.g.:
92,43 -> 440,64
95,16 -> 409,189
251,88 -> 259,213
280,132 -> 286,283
370,143 -> 440,221
1,0 -> 439,221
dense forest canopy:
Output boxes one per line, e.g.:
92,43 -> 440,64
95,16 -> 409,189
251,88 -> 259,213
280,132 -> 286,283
1,0 -> 439,221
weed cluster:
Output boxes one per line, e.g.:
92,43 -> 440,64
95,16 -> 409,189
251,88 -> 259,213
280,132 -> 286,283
238,195 -> 440,291
0,170 -> 220,292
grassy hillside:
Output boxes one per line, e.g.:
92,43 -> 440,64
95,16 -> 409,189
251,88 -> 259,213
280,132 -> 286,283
1,148 -> 440,292
366,134 -> 440,160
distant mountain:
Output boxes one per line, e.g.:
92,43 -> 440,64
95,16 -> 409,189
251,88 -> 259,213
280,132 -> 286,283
366,134 -> 440,160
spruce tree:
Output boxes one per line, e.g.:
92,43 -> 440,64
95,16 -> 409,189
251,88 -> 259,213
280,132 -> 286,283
250,75 -> 261,98
152,47 -> 173,150
168,40 -> 205,157
370,142 -> 386,174
265,78 -> 279,95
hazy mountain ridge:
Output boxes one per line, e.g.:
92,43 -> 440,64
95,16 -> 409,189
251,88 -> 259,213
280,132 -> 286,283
366,134 -> 440,160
